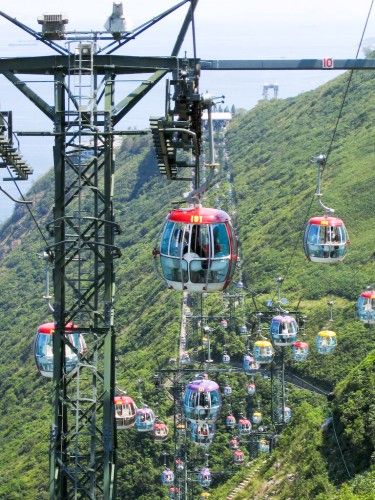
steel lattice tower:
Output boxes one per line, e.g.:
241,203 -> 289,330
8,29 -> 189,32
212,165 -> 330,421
0,2 -> 199,497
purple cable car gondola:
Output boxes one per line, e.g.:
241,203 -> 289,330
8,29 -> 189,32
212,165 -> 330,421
184,379 -> 222,423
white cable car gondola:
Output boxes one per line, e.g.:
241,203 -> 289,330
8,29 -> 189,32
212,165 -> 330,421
156,206 -> 238,292
233,449 -> 245,465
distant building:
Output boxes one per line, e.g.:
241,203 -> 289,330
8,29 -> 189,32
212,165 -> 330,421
202,111 -> 232,131
262,84 -> 279,100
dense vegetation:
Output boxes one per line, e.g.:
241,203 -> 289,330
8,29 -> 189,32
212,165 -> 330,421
0,65 -> 374,499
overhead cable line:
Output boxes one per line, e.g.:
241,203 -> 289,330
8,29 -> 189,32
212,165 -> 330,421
4,166 -> 49,247
281,0 -> 374,283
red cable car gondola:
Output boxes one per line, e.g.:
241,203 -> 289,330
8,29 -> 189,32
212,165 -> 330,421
34,322 -> 87,378
153,421 -> 169,442
156,206 -> 238,292
303,215 -> 349,263
357,290 -> 375,324
114,395 -> 138,429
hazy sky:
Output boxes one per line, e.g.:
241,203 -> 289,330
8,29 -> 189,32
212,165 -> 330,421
0,0 -> 374,221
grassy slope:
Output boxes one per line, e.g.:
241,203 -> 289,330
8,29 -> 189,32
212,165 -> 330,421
0,67 -> 374,498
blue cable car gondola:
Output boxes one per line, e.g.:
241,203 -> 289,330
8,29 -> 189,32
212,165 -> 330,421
270,315 -> 298,346
184,379 -> 222,423
292,341 -> 309,361
190,422 -> 216,447
253,340 -> 274,364
156,206 -> 238,292
34,322 -> 87,378
259,439 -> 270,453
303,215 -> 349,263
134,407 -> 155,432
357,290 -> 375,324
223,385 -> 232,397
252,411 -> 262,425
316,330 -> 337,354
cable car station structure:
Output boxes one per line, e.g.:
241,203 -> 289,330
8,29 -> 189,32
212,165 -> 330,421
0,0 -> 374,498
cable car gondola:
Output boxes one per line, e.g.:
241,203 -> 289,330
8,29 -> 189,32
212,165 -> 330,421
223,385 -> 232,397
184,379 -> 222,423
259,439 -> 270,453
190,422 -> 216,447
237,417 -> 252,435
114,395 -> 137,429
134,407 -> 155,432
198,467 -> 212,488
229,437 -> 240,450
246,383 -> 256,396
252,411 -> 262,425
277,406 -> 292,423
316,330 -> 337,354
34,322 -> 87,378
153,421 -> 169,442
226,414 -> 236,429
253,340 -> 274,364
233,449 -> 245,465
292,341 -> 309,361
270,315 -> 298,346
243,354 -> 260,374
156,206 -> 238,292
161,468 -> 174,486
304,215 -> 349,263
357,290 -> 375,324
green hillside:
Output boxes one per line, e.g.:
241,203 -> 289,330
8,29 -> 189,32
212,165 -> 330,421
0,65 -> 374,499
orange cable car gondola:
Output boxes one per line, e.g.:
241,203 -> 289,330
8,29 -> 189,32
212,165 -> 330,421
155,206 -> 238,292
